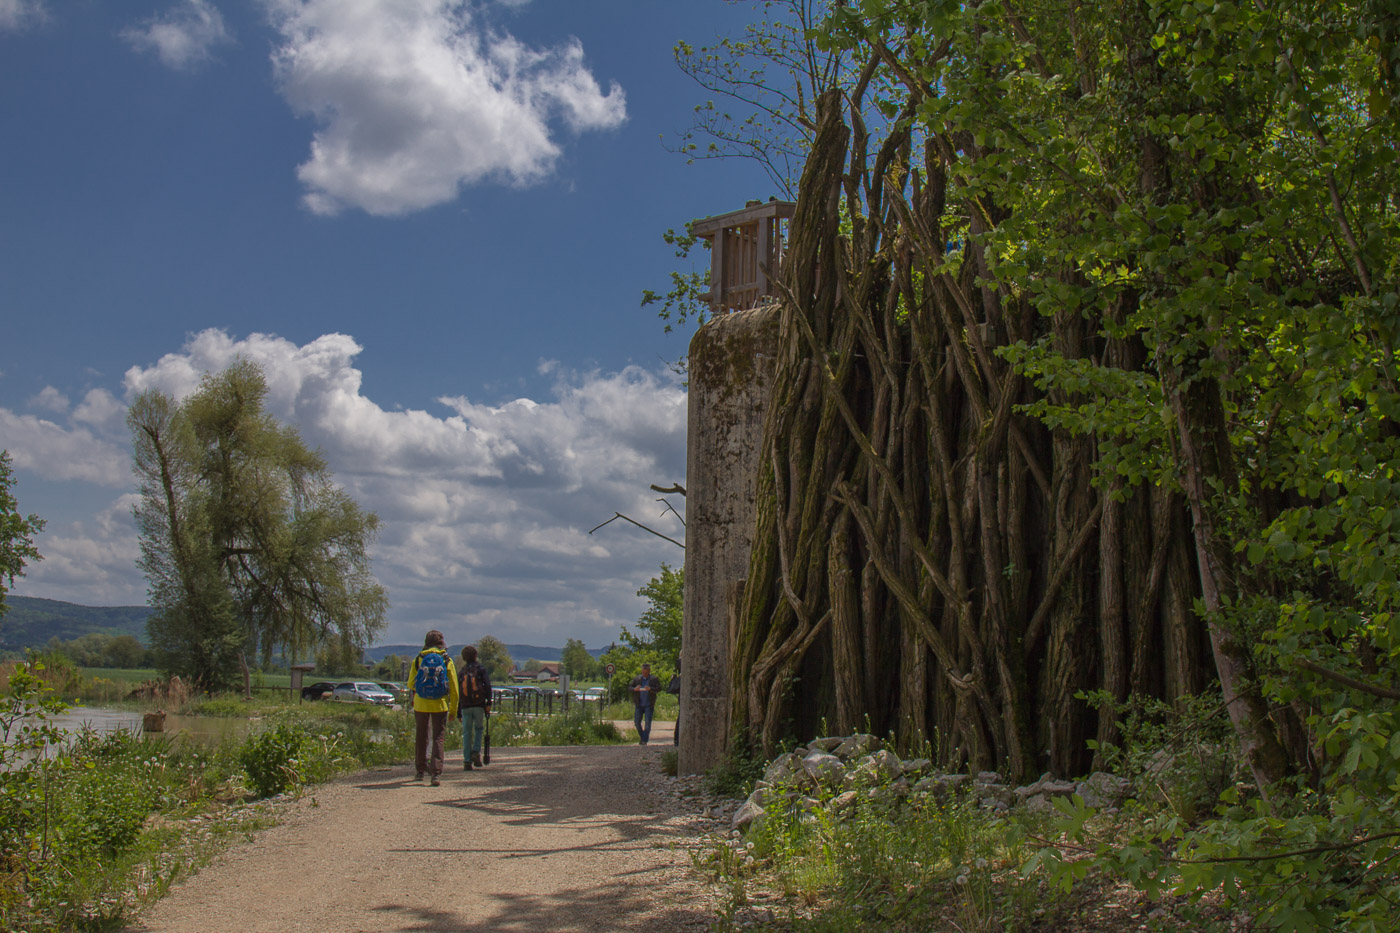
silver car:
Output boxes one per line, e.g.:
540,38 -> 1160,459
332,681 -> 395,705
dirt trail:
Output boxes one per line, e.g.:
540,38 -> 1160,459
123,736 -> 716,933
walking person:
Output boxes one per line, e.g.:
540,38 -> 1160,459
407,630 -> 458,786
458,645 -> 492,770
630,662 -> 661,746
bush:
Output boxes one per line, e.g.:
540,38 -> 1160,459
239,722 -> 310,798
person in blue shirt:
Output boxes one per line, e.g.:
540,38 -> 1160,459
630,663 -> 661,745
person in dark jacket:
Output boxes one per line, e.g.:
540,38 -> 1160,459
458,644 -> 493,770
630,663 -> 661,745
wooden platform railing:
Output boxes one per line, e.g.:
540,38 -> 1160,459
690,199 -> 797,314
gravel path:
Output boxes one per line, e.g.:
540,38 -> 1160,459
123,739 -> 717,933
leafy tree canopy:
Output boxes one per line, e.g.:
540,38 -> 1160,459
127,361 -> 387,691
474,635 -> 514,682
620,563 -> 683,664
0,451 -> 44,620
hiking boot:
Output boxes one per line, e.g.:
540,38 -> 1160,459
430,774 -> 441,786
472,752 -> 483,767
415,771 -> 425,782
464,761 -> 473,771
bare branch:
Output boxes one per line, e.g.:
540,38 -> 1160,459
588,513 -> 685,550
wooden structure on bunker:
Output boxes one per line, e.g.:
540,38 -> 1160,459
691,199 -> 796,314
681,91 -> 1222,782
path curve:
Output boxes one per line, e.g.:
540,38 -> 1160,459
123,741 -> 714,933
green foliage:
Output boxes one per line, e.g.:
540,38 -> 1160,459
488,709 -> 624,747
620,563 -> 684,663
1081,689 -> 1238,823
811,0 -> 1400,927
0,450 -> 44,619
561,637 -> 599,680
474,635 -> 514,681
0,668 -> 422,931
128,362 -> 387,690
45,631 -> 152,669
641,227 -> 712,340
704,730 -> 768,798
239,721 -> 311,798
704,765 -> 1047,931
0,595 -> 149,655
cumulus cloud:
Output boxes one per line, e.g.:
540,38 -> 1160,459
122,0 -> 232,70
119,328 -> 685,645
73,389 -> 126,430
262,0 -> 627,216
0,408 -> 129,486
29,386 -> 70,414
22,495 -> 147,608
0,0 -> 45,31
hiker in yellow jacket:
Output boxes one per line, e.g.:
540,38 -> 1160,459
406,629 -> 459,786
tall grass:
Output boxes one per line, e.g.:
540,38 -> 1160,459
699,777 -> 1056,932
488,708 -> 625,747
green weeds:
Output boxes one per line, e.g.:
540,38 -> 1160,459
701,771 -> 1051,932
0,661 -> 420,932
488,709 -> 625,746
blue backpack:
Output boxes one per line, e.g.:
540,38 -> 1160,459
414,651 -> 450,699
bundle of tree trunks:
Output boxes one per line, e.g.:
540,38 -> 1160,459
730,90 -> 1212,781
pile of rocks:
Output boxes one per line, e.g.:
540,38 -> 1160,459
730,734 -> 1131,834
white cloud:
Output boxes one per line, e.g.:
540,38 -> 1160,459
73,389 -> 125,430
0,0 -> 45,31
262,0 -> 626,216
122,0 -> 232,71
22,495 -> 147,608
29,386 -> 70,414
0,409 -> 129,486
119,328 -> 685,645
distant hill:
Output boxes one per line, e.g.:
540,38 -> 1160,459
364,643 -> 609,664
0,597 -> 609,666
0,596 -> 152,652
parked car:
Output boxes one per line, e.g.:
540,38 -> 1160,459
491,686 -> 516,703
580,687 -> 607,703
301,680 -> 336,701
332,681 -> 395,705
376,681 -> 407,702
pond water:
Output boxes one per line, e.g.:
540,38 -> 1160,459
5,708 -> 254,762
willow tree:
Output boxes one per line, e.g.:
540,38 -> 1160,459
129,361 -> 387,691
726,0 -> 1398,799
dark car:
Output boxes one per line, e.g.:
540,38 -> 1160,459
301,680 -> 336,701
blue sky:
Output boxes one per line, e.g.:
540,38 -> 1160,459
0,0 -> 775,648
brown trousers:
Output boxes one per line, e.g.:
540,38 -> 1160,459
414,710 -> 449,776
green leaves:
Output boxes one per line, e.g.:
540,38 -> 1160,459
0,450 -> 45,616
128,362 -> 387,691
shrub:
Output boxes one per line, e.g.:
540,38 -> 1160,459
238,722 -> 310,798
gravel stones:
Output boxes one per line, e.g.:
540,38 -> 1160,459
723,733 -> 1136,836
